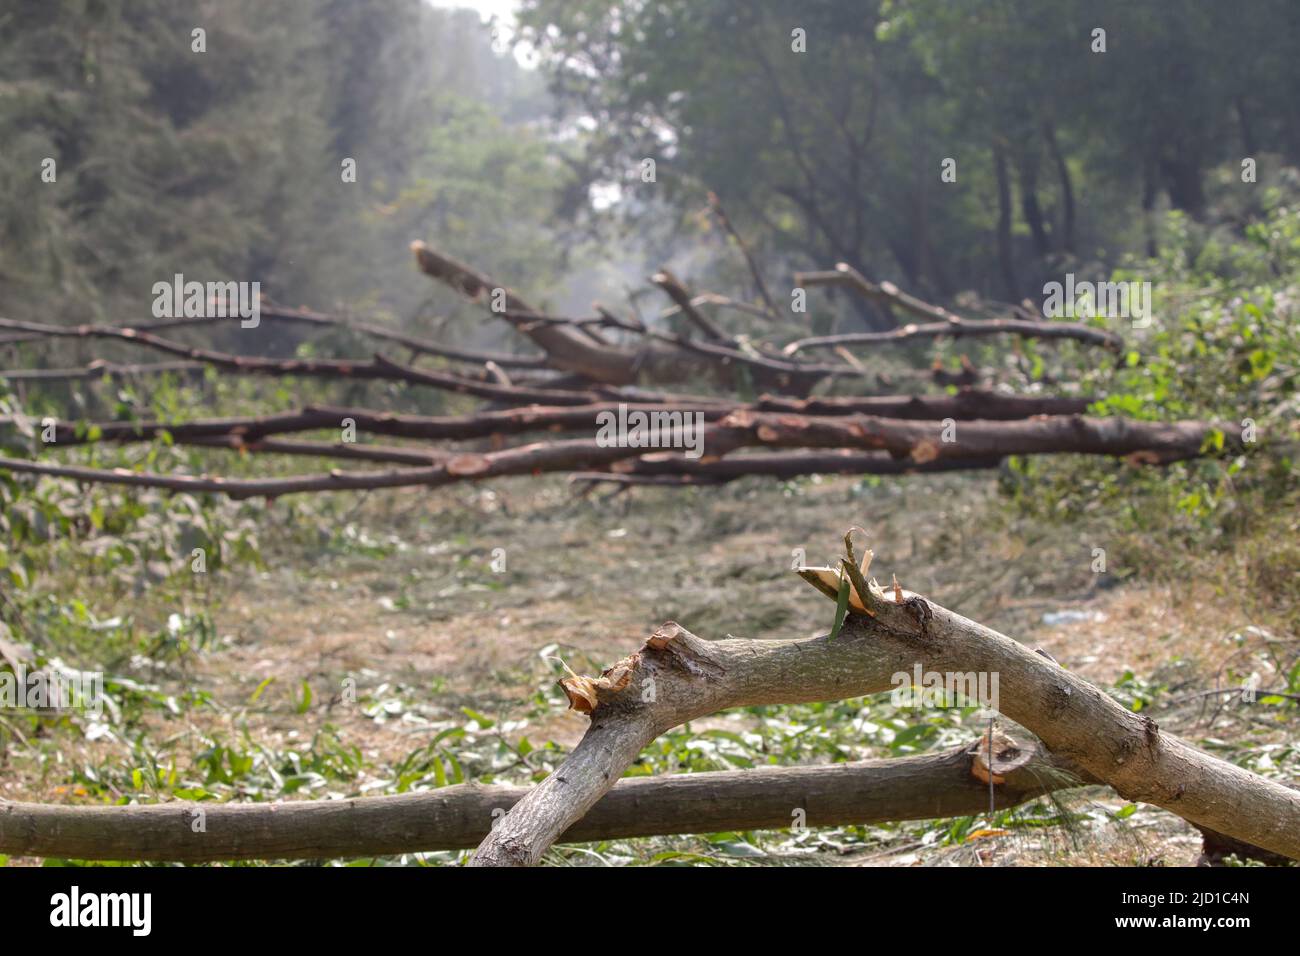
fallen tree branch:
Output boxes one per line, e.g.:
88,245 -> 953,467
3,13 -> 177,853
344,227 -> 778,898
593,450 -> 1005,481
0,305 -> 551,371
714,409 -> 1241,464
413,241 -> 668,386
0,412 -> 1241,498
0,361 -> 208,382
651,268 -> 731,342
785,320 -> 1122,355
0,316 -> 603,404
752,390 -> 1090,418
0,742 -> 1077,862
516,304 -> 848,387
7,403 -> 735,448
180,436 -> 449,466
661,292 -> 776,323
258,304 -> 551,370
471,566 -> 1300,865
412,242 -> 832,393
790,264 -> 1124,353
6,389 -> 1094,449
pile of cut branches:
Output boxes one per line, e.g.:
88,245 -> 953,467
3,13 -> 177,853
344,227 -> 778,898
0,240 -> 1249,498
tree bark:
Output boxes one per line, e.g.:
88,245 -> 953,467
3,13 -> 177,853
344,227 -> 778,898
790,265 -> 1123,352
470,581 -> 1300,865
412,242 -> 741,389
993,141 -> 1019,301
0,742 -> 1077,863
1043,120 -> 1076,255
8,389 -> 1093,449
1017,151 -> 1052,258
0,412 -> 1242,498
0,317 -> 603,405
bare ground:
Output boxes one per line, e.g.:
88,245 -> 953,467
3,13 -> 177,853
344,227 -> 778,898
2,469 -> 1295,866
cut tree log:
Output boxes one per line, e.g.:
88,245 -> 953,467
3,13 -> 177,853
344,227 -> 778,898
469,558 -> 1300,865
0,412 -> 1242,498
651,268 -> 731,342
4,389 -> 1092,449
0,742 -> 1079,862
591,450 -> 1006,481
412,242 -> 831,393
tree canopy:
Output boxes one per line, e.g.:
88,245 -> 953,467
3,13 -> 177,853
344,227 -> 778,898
516,0 -> 1300,313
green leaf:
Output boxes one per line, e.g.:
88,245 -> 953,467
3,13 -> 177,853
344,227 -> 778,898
430,753 -> 447,788
248,676 -> 275,703
461,707 -> 494,729
828,574 -> 850,641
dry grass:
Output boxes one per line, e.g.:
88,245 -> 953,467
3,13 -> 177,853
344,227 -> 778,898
2,469 -> 1295,866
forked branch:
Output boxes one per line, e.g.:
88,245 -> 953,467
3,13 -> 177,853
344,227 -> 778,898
471,571 -> 1300,865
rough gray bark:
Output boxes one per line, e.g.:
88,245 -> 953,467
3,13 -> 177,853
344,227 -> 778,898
0,742 -> 1074,863
2,571 -> 1292,865
470,583 -> 1300,865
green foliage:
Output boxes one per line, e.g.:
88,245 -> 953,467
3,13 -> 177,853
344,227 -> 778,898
1002,200 -> 1300,602
518,0 -> 1300,317
0,0 -> 571,343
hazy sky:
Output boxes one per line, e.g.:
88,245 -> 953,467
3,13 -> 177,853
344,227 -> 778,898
427,0 -> 529,62
427,0 -> 520,29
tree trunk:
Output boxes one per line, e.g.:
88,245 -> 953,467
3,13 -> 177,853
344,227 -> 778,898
1043,120 -> 1076,255
1159,153 -> 1206,220
993,142 -> 1019,301
1018,153 -> 1052,258
1143,154 -> 1161,259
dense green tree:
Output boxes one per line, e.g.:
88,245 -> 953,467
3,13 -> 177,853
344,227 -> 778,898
516,0 -> 1300,324
0,0 -> 570,352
